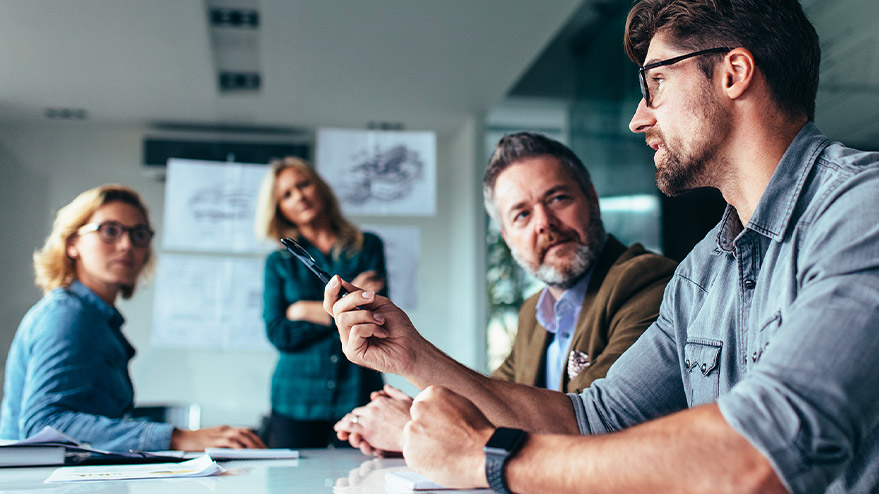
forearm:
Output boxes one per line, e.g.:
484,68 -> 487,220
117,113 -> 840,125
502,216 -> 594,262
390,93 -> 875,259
286,300 -> 332,325
505,404 -> 784,494
26,406 -> 174,451
407,345 -> 578,434
264,315 -> 333,352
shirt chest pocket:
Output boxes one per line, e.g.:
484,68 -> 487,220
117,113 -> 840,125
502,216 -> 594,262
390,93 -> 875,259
684,339 -> 722,406
749,311 -> 781,366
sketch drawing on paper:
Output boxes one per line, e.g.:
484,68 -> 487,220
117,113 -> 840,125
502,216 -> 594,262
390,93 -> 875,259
337,144 -> 424,205
187,185 -> 254,221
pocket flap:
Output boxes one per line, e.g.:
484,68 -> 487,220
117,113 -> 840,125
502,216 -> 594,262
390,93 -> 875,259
684,339 -> 722,376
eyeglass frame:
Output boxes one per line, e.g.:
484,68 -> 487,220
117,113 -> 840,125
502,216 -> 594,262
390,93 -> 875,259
76,220 -> 155,247
638,47 -> 732,107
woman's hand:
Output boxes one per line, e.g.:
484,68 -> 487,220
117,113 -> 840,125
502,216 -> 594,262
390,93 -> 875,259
169,425 -> 266,451
351,270 -> 386,293
334,384 -> 413,456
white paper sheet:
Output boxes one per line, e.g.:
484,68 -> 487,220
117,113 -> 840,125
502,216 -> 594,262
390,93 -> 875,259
151,253 -> 270,350
162,158 -> 272,253
316,128 -> 436,216
45,455 -> 222,483
360,224 -> 419,310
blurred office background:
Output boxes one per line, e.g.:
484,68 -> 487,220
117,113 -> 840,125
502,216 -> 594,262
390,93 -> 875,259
1,0 -> 876,428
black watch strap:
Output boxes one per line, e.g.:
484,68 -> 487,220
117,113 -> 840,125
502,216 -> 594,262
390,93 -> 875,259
485,452 -> 513,494
484,427 -> 527,494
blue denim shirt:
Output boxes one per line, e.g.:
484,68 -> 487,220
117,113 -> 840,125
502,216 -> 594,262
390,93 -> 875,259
0,281 -> 174,451
569,124 -> 879,493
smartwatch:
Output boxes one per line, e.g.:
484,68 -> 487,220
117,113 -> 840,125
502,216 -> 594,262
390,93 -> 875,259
483,427 -> 527,494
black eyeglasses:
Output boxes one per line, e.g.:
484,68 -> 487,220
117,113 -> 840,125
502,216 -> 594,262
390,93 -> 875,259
77,221 -> 154,247
638,47 -> 731,107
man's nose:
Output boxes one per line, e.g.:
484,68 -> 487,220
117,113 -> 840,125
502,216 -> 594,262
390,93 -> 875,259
629,98 -> 655,134
533,205 -> 558,234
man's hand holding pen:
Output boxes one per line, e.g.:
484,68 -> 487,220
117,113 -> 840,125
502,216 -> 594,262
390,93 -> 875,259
323,275 -> 427,378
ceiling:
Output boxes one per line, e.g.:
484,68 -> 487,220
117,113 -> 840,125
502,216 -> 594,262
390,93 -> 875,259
0,0 -> 582,134
1,0 -> 876,147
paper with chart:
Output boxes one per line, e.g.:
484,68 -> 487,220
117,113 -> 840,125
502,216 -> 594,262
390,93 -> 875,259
45,455 -> 222,482
151,253 -> 269,350
360,224 -> 419,310
162,158 -> 272,253
316,128 -> 436,216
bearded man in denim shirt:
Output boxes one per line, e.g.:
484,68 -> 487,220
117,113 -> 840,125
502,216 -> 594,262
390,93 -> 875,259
323,0 -> 879,493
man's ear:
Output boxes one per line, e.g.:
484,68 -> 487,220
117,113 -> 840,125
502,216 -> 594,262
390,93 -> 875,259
721,47 -> 755,101
587,184 -> 600,208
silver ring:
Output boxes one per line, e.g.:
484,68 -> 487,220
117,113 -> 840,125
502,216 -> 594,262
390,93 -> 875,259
351,415 -> 360,425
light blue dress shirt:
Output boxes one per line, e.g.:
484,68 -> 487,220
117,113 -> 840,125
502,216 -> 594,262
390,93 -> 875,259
535,270 -> 593,391
568,124 -> 879,493
0,281 -> 174,451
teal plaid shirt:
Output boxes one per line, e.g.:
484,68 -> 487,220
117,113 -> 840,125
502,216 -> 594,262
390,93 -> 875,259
262,232 -> 386,420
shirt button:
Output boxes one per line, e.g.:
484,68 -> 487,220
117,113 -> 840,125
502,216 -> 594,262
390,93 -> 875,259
752,351 -> 758,362
685,359 -> 690,367
327,380 -> 336,389
744,279 -> 756,289
701,363 -> 707,373
330,355 -> 339,363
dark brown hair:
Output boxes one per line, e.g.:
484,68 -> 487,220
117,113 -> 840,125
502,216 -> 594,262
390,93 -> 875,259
625,0 -> 820,121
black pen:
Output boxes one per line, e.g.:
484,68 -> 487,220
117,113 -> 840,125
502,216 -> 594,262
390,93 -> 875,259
280,237 -> 361,306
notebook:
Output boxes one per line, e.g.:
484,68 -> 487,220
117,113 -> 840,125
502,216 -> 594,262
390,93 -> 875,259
205,448 -> 299,461
0,444 -> 66,467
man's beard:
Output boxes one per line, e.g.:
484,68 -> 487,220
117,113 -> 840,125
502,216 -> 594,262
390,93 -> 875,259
651,85 -> 731,197
511,214 -> 607,290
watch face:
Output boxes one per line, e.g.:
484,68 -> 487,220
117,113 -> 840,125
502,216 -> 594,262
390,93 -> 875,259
484,427 -> 527,456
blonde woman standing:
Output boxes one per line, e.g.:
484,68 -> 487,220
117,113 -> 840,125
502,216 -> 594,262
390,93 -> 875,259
0,184 -> 264,451
255,157 -> 386,448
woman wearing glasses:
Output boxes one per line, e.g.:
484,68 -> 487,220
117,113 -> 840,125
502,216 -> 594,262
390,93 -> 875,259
255,157 -> 386,448
0,184 -> 265,451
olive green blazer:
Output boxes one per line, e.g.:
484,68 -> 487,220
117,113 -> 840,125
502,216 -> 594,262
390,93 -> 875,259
491,235 -> 676,393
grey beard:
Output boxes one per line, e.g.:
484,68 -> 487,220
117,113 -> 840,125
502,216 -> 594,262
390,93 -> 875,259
512,224 -> 607,290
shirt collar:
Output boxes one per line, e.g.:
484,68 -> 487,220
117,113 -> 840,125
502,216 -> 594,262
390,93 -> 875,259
716,122 -> 830,250
69,280 -> 125,330
535,266 -> 594,333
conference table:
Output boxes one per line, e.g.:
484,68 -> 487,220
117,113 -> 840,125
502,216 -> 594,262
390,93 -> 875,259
0,448 -> 488,493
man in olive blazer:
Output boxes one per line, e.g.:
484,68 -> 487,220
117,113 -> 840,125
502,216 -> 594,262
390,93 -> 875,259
492,234 -> 675,393
333,132 -> 676,455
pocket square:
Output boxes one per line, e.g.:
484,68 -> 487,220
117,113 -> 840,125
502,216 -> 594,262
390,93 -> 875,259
567,350 -> 591,380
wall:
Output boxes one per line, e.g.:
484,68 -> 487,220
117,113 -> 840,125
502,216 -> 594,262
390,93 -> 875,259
0,120 -> 486,428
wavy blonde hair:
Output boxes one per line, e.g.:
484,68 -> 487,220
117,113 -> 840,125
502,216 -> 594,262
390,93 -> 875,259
33,184 -> 155,299
254,157 -> 363,257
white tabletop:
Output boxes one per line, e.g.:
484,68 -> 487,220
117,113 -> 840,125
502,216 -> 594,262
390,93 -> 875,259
0,448 -> 487,493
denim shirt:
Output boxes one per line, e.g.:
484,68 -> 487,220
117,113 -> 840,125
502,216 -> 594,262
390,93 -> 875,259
0,281 -> 174,451
569,124 -> 879,493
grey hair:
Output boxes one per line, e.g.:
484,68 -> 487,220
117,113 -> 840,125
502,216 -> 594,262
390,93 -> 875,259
482,132 -> 594,226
